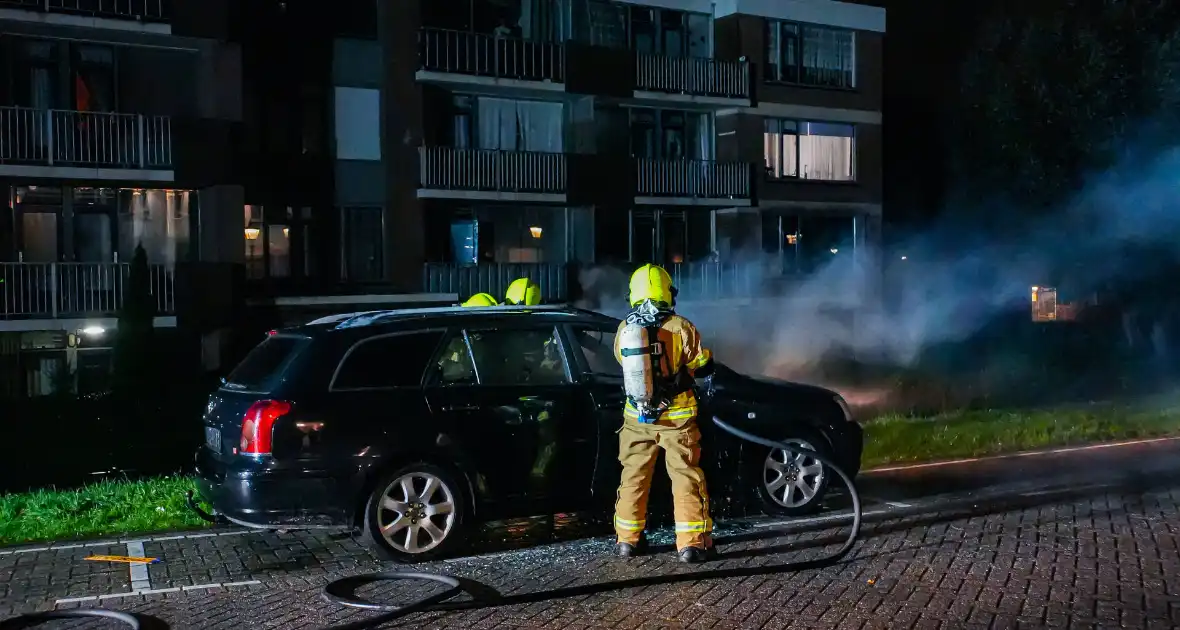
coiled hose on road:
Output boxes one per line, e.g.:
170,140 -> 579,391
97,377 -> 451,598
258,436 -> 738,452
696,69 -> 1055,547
0,416 -> 863,630
313,416 -> 863,630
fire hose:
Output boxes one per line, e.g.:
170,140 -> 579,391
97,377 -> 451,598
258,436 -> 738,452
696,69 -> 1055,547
0,416 -> 862,630
312,415 -> 863,629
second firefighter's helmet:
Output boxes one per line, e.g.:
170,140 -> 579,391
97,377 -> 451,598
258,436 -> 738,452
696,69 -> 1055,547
462,292 -> 499,307
628,264 -> 676,307
505,277 -> 541,305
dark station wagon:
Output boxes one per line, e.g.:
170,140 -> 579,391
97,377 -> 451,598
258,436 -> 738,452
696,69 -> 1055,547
195,305 -> 863,562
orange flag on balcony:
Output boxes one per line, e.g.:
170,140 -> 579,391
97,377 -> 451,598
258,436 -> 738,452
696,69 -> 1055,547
75,74 -> 91,132
75,74 -> 91,112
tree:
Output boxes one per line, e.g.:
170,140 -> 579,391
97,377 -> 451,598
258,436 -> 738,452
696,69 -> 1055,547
951,0 -> 1180,208
111,244 -> 157,394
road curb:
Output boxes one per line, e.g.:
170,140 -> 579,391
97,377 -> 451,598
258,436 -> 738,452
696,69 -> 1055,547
0,527 -> 249,556
861,434 -> 1180,474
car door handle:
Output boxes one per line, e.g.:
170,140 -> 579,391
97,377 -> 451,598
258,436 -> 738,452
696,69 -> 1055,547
441,404 -> 479,412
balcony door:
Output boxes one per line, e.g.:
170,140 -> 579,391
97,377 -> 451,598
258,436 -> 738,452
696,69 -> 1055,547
13,186 -> 62,263
630,208 -> 712,267
629,109 -> 711,160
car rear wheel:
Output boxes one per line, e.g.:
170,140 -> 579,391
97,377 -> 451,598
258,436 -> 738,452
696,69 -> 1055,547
361,463 -> 467,563
755,431 -> 832,517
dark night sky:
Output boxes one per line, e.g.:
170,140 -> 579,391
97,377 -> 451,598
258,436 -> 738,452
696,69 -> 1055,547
878,0 -> 991,229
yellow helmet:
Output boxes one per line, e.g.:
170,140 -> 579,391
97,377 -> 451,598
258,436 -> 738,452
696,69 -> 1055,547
628,264 -> 675,307
462,292 -> 499,307
504,278 -> 541,305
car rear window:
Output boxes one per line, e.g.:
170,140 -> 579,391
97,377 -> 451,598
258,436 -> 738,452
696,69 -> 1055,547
332,330 -> 445,390
224,335 -> 308,391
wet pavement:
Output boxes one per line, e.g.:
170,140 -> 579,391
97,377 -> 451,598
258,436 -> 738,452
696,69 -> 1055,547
3,439 -> 1180,629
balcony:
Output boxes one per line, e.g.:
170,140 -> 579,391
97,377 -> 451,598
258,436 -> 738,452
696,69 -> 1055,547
0,107 -> 172,178
417,28 -> 565,93
635,55 -> 751,102
422,262 -> 760,303
635,159 -> 751,204
418,146 -> 567,201
0,262 -> 175,320
0,0 -> 169,23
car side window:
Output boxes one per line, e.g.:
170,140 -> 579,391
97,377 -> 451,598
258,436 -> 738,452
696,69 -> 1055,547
432,333 -> 478,385
467,328 -> 569,386
570,325 -> 622,377
332,330 -> 445,390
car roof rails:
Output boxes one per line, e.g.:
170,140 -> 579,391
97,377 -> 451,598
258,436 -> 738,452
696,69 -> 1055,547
328,303 -> 578,330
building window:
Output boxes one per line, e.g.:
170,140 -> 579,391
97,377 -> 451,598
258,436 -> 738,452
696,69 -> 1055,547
766,21 -> 855,89
117,189 -> 191,265
629,108 -> 712,160
763,119 -> 854,181
341,206 -> 384,281
442,206 -> 569,264
244,205 -> 292,279
472,97 -> 564,153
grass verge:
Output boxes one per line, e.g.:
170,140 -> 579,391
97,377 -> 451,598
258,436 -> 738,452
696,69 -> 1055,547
862,403 -> 1180,469
0,476 -> 207,547
4,403 -> 1180,546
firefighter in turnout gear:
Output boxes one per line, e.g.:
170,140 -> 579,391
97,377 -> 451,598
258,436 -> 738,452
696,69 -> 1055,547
613,264 -> 717,563
461,293 -> 499,307
504,278 -> 541,305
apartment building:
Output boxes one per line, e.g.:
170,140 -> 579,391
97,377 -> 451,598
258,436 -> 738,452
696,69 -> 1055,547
374,0 -> 885,298
0,0 -> 885,395
0,0 -> 246,395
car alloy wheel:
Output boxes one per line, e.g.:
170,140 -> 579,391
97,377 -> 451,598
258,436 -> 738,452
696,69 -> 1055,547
762,438 -> 827,509
376,471 -> 457,555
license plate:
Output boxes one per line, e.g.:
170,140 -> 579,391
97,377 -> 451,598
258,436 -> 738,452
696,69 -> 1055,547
205,426 -> 222,452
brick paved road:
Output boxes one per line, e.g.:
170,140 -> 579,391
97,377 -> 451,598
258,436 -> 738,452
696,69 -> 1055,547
4,477 -> 1180,629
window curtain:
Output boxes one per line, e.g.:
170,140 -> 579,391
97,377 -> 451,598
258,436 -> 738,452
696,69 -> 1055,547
798,122 -> 853,181
477,97 -> 564,152
802,26 -> 853,88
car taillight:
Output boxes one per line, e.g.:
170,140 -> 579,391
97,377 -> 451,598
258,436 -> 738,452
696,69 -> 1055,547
240,400 -> 291,455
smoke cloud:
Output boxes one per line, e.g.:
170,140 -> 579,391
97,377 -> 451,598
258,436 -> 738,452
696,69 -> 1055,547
577,143 -> 1180,410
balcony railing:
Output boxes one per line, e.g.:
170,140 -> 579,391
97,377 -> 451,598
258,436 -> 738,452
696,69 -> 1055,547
636,158 -> 750,199
418,27 -> 565,84
0,263 -> 175,319
422,262 -> 761,303
423,263 -> 568,303
636,55 -> 750,100
0,0 -> 168,20
0,106 -> 172,169
419,146 -> 566,194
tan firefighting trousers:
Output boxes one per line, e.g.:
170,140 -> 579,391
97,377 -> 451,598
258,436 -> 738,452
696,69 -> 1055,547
614,415 -> 713,550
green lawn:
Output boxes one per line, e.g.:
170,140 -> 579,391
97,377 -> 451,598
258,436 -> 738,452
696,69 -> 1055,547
4,402 -> 1180,546
0,476 -> 206,546
861,403 -> 1180,469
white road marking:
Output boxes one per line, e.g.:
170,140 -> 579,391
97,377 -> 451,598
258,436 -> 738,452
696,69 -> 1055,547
125,542 -> 151,591
54,580 -> 261,606
883,501 -> 911,508
1,529 -> 250,556
863,436 -> 1180,474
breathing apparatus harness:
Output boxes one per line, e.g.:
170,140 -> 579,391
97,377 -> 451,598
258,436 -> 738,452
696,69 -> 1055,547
618,299 -> 696,424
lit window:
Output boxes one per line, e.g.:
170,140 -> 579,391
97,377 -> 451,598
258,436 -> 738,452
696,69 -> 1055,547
763,119 -> 854,181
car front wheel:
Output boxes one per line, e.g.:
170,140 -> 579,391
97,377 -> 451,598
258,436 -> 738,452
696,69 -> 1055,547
755,431 -> 832,517
361,463 -> 467,562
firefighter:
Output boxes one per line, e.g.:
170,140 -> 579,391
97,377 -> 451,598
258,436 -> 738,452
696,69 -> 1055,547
504,278 -> 541,306
613,264 -> 717,563
461,292 -> 499,307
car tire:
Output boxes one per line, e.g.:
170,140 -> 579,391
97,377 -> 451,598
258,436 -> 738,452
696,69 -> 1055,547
754,428 -> 833,517
361,463 -> 468,563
